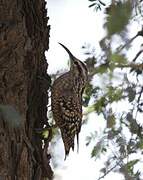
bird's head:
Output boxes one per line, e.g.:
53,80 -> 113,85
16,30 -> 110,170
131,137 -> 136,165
59,43 -> 88,92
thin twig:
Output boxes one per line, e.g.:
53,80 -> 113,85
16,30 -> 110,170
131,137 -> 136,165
132,50 -> 143,62
116,63 -> 143,70
97,163 -> 120,180
90,62 -> 143,76
116,27 -> 143,54
116,35 -> 138,54
135,86 -> 143,119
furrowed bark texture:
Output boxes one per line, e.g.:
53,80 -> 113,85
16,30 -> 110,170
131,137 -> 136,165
0,0 -> 52,179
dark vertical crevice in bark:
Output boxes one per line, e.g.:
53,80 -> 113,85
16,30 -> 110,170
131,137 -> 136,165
0,0 -> 52,179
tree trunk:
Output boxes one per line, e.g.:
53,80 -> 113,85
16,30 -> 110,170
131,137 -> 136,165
0,0 -> 52,179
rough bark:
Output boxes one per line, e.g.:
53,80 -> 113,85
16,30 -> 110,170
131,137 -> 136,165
0,0 -> 52,179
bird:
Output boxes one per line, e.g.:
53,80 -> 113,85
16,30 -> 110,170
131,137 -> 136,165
51,43 -> 88,158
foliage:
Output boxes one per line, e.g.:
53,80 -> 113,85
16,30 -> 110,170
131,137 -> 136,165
50,0 -> 143,179
84,0 -> 143,179
88,0 -> 106,11
105,1 -> 132,36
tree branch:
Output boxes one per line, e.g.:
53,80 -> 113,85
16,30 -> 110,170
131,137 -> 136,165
90,63 -> 143,76
97,163 -> 119,180
116,63 -> 143,70
116,27 -> 143,54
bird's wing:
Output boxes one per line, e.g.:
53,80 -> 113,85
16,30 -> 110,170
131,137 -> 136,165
59,95 -> 82,157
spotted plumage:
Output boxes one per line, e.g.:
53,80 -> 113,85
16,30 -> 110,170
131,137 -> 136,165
51,43 -> 88,158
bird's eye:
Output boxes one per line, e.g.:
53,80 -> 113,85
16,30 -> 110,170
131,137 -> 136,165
74,61 -> 83,74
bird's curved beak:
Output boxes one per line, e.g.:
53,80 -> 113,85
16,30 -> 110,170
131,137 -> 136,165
58,43 -> 77,63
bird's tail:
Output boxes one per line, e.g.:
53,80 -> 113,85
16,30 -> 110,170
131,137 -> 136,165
61,123 -> 81,159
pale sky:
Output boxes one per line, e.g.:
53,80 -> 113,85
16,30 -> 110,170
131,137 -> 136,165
47,0 -> 107,73
47,0 -> 128,180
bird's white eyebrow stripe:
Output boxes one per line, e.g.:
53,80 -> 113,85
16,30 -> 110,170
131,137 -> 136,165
75,60 -> 87,74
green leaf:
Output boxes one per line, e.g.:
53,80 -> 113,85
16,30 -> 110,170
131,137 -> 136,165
91,139 -> 106,158
83,83 -> 93,104
107,87 -> 123,102
126,112 -> 133,121
126,87 -> 136,102
126,159 -> 139,171
89,3 -> 96,8
137,139 -> 143,149
91,144 -> 101,157
95,64 -> 108,74
86,132 -> 97,146
105,1 -> 132,36
94,96 -> 107,113
110,53 -> 127,65
107,114 -> 116,128
42,130 -> 49,139
84,104 -> 96,115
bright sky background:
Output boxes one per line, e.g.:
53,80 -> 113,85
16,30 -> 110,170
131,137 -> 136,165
46,0 -> 131,180
46,0 -> 107,73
